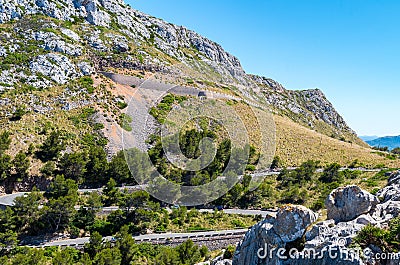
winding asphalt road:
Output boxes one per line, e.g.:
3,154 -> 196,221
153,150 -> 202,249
0,168 -> 382,207
0,169 -> 279,207
0,185 -> 148,207
30,229 -> 249,248
1,167 -> 382,248
0,192 -> 26,207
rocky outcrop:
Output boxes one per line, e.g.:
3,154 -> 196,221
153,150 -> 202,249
249,74 -> 286,93
0,0 -> 246,82
0,0 -> 111,26
373,171 -> 400,224
326,185 -> 379,223
377,172 -> 400,202
0,45 -> 6,56
30,53 -> 82,84
233,205 -> 317,265
29,31 -> 82,56
77,62 -> 94,76
233,172 -> 400,265
60,28 -> 81,42
197,256 -> 233,265
297,89 -> 354,133
274,205 -> 318,242
259,85 -> 355,135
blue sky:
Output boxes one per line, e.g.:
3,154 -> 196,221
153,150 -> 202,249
128,0 -> 400,136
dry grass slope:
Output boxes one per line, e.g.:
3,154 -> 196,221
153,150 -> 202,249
274,115 -> 400,168
217,101 -> 400,168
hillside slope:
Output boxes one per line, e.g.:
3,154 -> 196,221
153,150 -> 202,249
0,0 -> 396,170
1,0 -> 359,141
274,115 -> 399,167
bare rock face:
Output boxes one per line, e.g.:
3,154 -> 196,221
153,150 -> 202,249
256,81 -> 355,135
249,75 -> 286,93
233,205 -> 317,265
325,185 -> 379,223
297,89 -> 355,133
373,171 -> 400,223
0,0 -> 246,82
388,171 -> 400,186
376,171 -> 400,202
213,261 -> 232,265
196,257 -> 232,265
274,205 -> 318,243
0,45 -> 6,57
28,31 -> 82,56
30,53 -> 82,84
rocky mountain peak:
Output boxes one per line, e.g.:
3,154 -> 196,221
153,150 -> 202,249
0,0 -> 247,81
249,74 -> 286,93
0,0 -> 360,141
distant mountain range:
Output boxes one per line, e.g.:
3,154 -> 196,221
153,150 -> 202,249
366,136 -> 400,150
360,136 -> 379,142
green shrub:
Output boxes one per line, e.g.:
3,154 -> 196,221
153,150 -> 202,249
3,53 -> 30,65
42,27 -> 59,35
10,105 -> 27,121
93,123 -> 105,130
231,219 -> 246,228
245,164 -> 256,171
371,188 -> 380,195
119,113 -> 133,131
117,101 -> 128,109
223,245 -> 236,259
149,94 -> 187,123
353,218 -> 400,252
69,107 -> 96,126
319,163 -> 343,183
77,76 -> 94,93
353,225 -> 391,251
391,148 -> 400,155
270,156 -> 282,169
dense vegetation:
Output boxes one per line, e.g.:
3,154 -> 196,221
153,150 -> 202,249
0,121 -> 392,211
148,131 -> 259,187
149,94 -> 187,124
0,237 -> 211,265
0,126 -> 259,251
272,160 -> 391,210
212,159 -> 393,210
0,127 -> 132,187
148,94 -> 260,187
0,175 -> 258,244
0,174 -> 256,263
